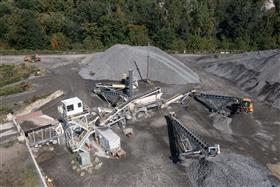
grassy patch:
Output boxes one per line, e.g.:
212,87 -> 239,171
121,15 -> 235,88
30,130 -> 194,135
0,106 -> 12,123
0,64 -> 39,87
23,92 -> 51,105
21,168 -> 39,187
0,84 -> 30,96
0,106 -> 12,115
0,92 -> 50,123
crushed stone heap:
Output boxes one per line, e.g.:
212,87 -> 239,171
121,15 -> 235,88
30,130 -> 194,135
184,153 -> 279,187
203,49 -> 280,108
79,44 -> 200,85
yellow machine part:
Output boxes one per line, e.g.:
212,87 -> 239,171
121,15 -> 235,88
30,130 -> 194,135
112,84 -> 126,89
247,103 -> 254,113
242,98 -> 253,113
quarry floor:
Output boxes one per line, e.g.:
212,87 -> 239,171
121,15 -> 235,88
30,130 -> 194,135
0,141 -> 42,186
1,54 -> 279,186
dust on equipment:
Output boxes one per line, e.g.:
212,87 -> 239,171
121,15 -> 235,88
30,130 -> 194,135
165,112 -> 220,163
58,97 -> 126,159
58,97 -> 97,153
193,92 -> 253,116
77,152 -> 93,169
96,128 -> 126,159
58,87 -> 230,165
59,87 -> 164,155
60,88 -> 197,153
25,123 -> 64,147
15,111 -> 64,147
58,97 -> 88,121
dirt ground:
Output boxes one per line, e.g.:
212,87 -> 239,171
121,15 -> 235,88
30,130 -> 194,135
1,53 -> 279,186
0,141 -> 41,186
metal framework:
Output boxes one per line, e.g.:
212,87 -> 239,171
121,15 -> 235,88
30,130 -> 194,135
165,113 -> 220,163
194,93 -> 241,116
64,112 -> 98,152
93,70 -> 135,105
64,88 -> 198,154
64,87 -> 163,153
26,123 -> 64,147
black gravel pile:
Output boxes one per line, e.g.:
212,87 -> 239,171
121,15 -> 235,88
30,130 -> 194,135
184,153 -> 279,187
203,50 -> 280,108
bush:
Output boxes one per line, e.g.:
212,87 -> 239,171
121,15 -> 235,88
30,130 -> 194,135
0,85 -> 25,96
83,36 -> 104,49
0,64 -> 39,87
170,38 -> 186,52
50,32 -> 71,49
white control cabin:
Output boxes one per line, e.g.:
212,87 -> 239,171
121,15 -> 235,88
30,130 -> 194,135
60,97 -> 83,118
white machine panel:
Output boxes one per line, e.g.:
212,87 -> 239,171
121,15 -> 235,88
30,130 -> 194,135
96,128 -> 120,152
61,97 -> 83,117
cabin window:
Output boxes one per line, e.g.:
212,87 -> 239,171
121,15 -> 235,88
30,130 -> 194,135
78,103 -> 82,108
244,102 -> 249,107
67,104 -> 74,111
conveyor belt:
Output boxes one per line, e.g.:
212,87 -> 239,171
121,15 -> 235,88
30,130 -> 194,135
166,113 -> 220,162
100,87 -> 162,126
194,93 -> 240,115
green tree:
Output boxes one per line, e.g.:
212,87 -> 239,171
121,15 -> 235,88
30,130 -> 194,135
190,2 -> 213,36
99,15 -> 127,46
153,27 -> 176,49
82,22 -> 102,40
83,36 -> 103,49
6,10 -> 47,49
0,2 -> 13,17
15,0 -> 38,10
274,0 -> 280,14
0,0 -> 278,51
74,0 -> 106,23
36,0 -> 74,12
217,0 -> 261,45
50,32 -> 71,49
127,24 -> 149,45
38,12 -> 68,34
170,38 -> 186,52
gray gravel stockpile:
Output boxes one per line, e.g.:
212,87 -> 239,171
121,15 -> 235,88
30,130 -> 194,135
210,113 -> 233,134
79,44 -> 200,85
184,153 -> 279,187
201,50 -> 280,108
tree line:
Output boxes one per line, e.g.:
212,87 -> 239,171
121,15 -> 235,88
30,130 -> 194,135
0,0 -> 279,52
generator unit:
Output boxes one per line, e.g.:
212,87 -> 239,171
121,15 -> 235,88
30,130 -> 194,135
96,128 -> 121,153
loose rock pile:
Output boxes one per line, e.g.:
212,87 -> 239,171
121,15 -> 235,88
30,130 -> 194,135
79,44 -> 200,85
202,50 -> 280,108
184,153 -> 279,187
